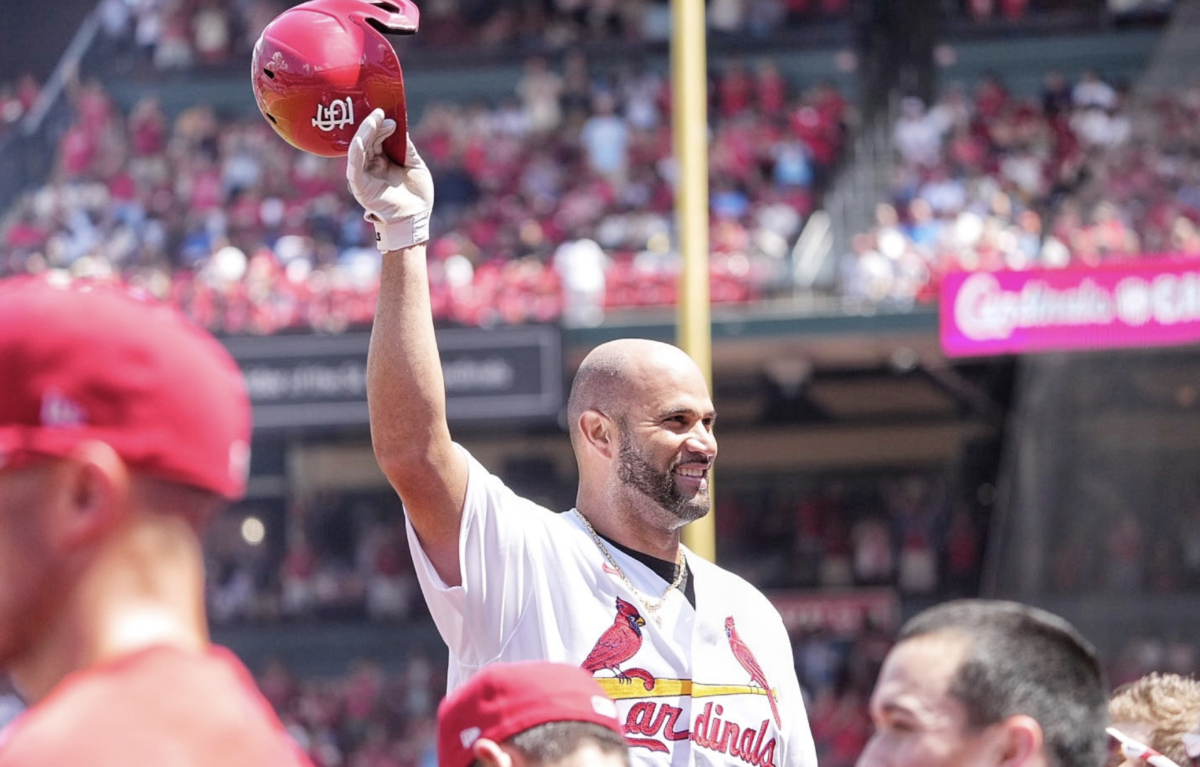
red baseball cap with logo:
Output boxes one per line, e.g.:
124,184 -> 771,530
0,275 -> 251,499
437,661 -> 625,767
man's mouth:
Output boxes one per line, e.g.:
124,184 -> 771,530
674,463 -> 710,489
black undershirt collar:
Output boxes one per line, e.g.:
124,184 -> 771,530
603,535 -> 697,609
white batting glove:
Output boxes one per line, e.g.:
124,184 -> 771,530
347,108 -> 434,252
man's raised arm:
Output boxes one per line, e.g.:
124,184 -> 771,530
348,109 -> 468,586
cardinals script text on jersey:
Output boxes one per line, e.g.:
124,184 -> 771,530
407,447 -> 819,767
578,598 -> 783,765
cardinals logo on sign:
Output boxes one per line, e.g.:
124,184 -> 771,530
312,97 -> 355,132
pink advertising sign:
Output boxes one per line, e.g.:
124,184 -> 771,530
940,257 -> 1200,357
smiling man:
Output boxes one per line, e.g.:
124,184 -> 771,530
858,600 -> 1108,767
346,110 -> 816,767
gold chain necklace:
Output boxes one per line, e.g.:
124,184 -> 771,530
574,509 -> 686,627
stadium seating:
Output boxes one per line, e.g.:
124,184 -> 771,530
5,4 -> 1198,765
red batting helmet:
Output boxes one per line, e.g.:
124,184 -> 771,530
251,0 -> 419,164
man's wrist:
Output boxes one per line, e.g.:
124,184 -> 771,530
368,210 -> 430,252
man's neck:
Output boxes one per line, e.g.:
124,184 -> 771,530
13,523 -> 210,703
588,519 -> 695,608
576,505 -> 681,562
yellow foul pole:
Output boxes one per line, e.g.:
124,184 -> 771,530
671,0 -> 715,562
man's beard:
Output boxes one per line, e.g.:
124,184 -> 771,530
616,431 -> 709,523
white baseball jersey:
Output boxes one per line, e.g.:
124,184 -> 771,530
407,446 -> 818,767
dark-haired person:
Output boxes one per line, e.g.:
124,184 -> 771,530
858,599 -> 1109,767
0,276 -> 314,767
437,661 -> 630,767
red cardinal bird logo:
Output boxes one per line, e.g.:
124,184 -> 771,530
582,597 -> 654,688
725,615 -> 781,728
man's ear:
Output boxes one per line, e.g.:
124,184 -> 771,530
995,714 -> 1045,767
579,409 -> 616,460
472,738 -> 516,767
55,440 -> 129,548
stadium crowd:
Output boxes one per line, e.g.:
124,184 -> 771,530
841,68 -> 1200,304
6,2 -> 1176,332
83,0 -> 1134,78
0,52 -> 848,331
88,0 -> 856,77
10,63 -> 1200,327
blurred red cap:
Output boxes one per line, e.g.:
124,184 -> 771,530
0,276 -> 251,499
437,662 -> 624,767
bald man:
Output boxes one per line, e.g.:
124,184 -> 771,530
348,111 -> 816,767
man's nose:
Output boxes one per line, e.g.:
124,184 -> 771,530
686,423 -> 717,456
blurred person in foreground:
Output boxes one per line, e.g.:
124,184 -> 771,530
346,108 -> 816,767
1107,672 -> 1200,767
0,275 -> 313,767
437,661 -> 630,767
858,599 -> 1108,767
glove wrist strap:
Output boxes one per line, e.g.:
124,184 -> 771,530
369,210 -> 430,252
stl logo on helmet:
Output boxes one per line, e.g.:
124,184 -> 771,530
312,97 -> 355,132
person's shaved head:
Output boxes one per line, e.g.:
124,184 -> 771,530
567,339 -> 702,450
567,339 -> 717,529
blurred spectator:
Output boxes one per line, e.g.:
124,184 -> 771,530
893,97 -> 942,168
1108,672 -> 1200,767
578,91 -> 629,184
516,56 -> 563,136
710,0 -> 751,36
941,506 -> 982,596
1106,511 -> 1146,593
0,73 -> 39,134
1042,71 -> 1075,120
851,513 -> 896,586
361,521 -> 418,622
553,235 -> 608,327
1073,70 -> 1119,111
717,60 -> 754,119
616,60 -> 663,131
